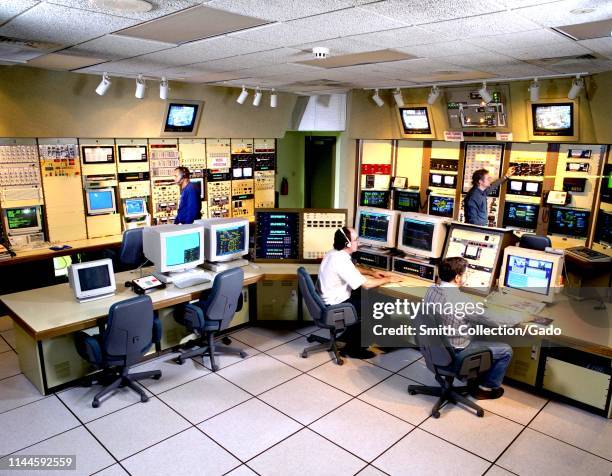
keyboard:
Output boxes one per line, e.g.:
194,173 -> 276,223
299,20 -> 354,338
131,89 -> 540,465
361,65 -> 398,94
565,246 -> 611,263
172,270 -> 211,289
482,304 -> 526,327
485,291 -> 546,315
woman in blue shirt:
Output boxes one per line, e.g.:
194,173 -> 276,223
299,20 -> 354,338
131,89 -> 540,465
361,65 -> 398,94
173,166 -> 201,224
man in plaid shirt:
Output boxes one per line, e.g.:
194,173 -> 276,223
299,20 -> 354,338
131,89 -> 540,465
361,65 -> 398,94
424,257 -> 512,400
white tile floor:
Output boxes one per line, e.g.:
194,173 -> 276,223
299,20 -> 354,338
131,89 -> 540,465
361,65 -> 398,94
0,324 -> 611,476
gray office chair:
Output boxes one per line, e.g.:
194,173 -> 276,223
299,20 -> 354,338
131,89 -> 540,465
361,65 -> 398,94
408,312 -> 492,418
519,233 -> 551,251
175,268 -> 246,371
75,295 -> 162,408
297,267 -> 358,366
105,228 -> 146,272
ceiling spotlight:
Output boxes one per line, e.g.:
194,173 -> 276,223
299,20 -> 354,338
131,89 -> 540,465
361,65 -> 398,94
312,47 -> 330,59
253,88 -> 262,107
372,89 -> 384,107
567,75 -> 583,99
95,72 -> 111,96
236,86 -> 248,104
427,85 -> 440,105
270,89 -> 278,108
393,88 -> 404,107
529,78 -> 540,102
159,77 -> 168,100
478,81 -> 493,104
135,74 -> 145,99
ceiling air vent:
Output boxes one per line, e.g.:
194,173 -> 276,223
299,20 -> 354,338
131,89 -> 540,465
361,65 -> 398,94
0,36 -> 60,63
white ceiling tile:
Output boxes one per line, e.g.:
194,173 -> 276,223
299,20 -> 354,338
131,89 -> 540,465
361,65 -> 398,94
230,63 -> 323,78
350,26 -> 452,49
541,57 -> 612,73
0,2 -> 136,45
423,11 -> 542,40
295,37 -> 380,55
514,0 -> 612,27
206,0 -> 365,22
44,1 -> 199,21
578,37 -> 612,58
228,22 -> 336,47
438,52 -> 522,68
0,0 -> 38,24
506,42 -> 592,60
396,41 -> 489,58
359,0 -> 504,26
26,51 -> 104,70
467,29 -> 573,52
193,48 -> 308,71
495,0 -> 559,7
286,7 -> 407,37
75,57 -> 167,75
476,63 -> 557,77
377,58 -> 473,73
63,35 -> 173,60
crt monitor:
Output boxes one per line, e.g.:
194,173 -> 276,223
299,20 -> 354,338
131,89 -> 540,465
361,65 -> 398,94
201,218 -> 249,262
594,210 -> 611,246
162,102 -> 202,134
2,206 -> 42,236
503,202 -> 539,230
397,212 -> 449,259
531,103 -> 573,137
429,195 -> 454,218
393,190 -> 420,212
356,207 -> 399,248
398,107 -> 432,134
124,198 -> 147,217
86,188 -> 116,215
67,258 -> 116,302
360,190 -> 390,208
548,206 -> 590,238
143,224 -> 204,274
499,246 -> 564,304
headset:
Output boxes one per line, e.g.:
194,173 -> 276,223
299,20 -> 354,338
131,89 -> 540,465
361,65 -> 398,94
338,227 -> 351,248
175,166 -> 190,181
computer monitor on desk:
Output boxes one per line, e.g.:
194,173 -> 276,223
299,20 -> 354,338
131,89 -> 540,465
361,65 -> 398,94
68,259 -> 116,302
356,207 -> 399,248
198,218 -> 249,272
397,212 -> 449,259
498,246 -> 564,304
143,224 -> 204,283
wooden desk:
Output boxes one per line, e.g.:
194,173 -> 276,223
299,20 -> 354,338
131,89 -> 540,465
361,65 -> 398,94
0,235 -> 122,267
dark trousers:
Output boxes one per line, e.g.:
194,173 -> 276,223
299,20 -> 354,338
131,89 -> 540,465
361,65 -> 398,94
337,288 -> 363,350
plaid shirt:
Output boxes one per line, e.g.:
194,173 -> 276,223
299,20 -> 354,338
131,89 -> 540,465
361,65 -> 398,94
423,282 -> 473,349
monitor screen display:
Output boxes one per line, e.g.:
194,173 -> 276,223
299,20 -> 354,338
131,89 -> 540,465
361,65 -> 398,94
358,211 -> 390,242
402,218 -> 434,252
429,196 -> 454,217
393,190 -> 420,212
525,182 -> 540,193
125,198 -> 145,215
165,232 -> 201,266
360,190 -> 390,208
509,180 -> 523,192
88,190 -> 114,211
548,206 -> 589,237
503,202 -> 539,230
5,207 -> 39,230
532,103 -> 573,136
399,107 -> 431,134
164,103 -> 199,132
82,146 -> 114,164
430,174 -> 442,185
118,146 -> 147,162
77,265 -> 111,292
216,224 -> 246,256
595,210 -> 611,246
443,175 -> 456,186
504,255 -> 553,296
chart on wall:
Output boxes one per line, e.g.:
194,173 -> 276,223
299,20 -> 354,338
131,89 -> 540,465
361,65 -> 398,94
462,143 -> 504,196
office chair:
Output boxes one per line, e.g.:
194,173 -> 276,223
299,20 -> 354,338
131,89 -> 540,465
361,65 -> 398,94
519,233 -> 551,251
297,267 -> 358,366
407,312 -> 492,418
105,228 -> 146,272
74,295 -> 162,408
174,268 -> 246,371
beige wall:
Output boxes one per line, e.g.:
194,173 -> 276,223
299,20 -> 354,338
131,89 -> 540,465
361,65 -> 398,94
0,66 -> 297,138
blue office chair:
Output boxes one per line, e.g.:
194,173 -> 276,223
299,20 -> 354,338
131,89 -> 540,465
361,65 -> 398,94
519,233 -> 551,251
174,268 -> 246,371
105,228 -> 146,272
75,295 -> 162,408
407,312 -> 492,418
297,267 -> 358,366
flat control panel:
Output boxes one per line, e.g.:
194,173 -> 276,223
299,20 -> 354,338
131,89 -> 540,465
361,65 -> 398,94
207,170 -> 231,218
0,142 -> 43,207
179,140 -> 207,171
392,256 -> 436,281
254,170 -> 275,208
206,139 -> 231,169
151,178 -> 179,224
302,212 -> 346,260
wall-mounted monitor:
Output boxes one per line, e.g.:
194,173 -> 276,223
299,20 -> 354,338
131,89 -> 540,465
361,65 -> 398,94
594,210 -> 611,247
428,195 -> 454,218
161,100 -> 203,136
397,105 -> 435,138
528,100 -> 578,141
360,190 -> 390,208
2,206 -> 43,236
548,206 -> 590,238
81,146 -> 115,164
124,198 -> 147,218
118,145 -> 147,162
502,202 -> 539,231
429,173 -> 456,189
507,179 -> 542,197
393,190 -> 420,212
86,188 -> 116,215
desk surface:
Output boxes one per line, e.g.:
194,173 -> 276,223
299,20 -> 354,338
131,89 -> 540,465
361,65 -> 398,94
0,263 -> 320,340
0,236 -> 123,266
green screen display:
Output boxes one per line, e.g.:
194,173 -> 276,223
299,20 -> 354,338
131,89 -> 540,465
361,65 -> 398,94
6,208 -> 38,230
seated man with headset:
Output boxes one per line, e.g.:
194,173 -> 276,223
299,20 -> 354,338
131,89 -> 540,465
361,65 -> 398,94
317,226 -> 402,359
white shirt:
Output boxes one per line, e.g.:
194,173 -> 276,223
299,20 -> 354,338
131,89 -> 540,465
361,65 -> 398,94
317,249 -> 367,305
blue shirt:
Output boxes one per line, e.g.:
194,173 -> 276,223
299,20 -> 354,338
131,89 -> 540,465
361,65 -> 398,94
174,182 -> 201,224
464,177 -> 506,226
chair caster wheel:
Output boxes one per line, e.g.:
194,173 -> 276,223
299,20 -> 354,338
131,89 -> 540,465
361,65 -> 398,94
92,401 -> 100,408
141,394 -> 149,403
239,351 -> 247,358
301,351 -> 308,359
336,358 -> 344,366
408,390 -> 417,395
211,364 -> 219,372
432,410 -> 440,418
153,373 -> 161,380
477,409 -> 484,417
306,335 -> 315,343
175,357 -> 184,365
222,336 -> 232,345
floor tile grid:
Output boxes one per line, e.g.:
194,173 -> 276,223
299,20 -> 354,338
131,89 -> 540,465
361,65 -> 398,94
0,334 -> 13,352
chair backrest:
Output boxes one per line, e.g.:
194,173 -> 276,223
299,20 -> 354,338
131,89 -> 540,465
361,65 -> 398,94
118,228 -> 145,267
202,267 -> 244,330
413,311 -> 456,373
102,295 -> 155,366
297,267 -> 326,323
519,233 -> 551,251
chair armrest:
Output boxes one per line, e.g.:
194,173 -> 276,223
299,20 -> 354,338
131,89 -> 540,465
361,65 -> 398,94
180,303 -> 206,332
152,315 -> 163,344
322,303 -> 358,330
74,331 -> 103,366
236,292 -> 244,313
453,346 -> 492,379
